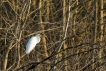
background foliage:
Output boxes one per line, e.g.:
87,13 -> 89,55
0,0 -> 106,71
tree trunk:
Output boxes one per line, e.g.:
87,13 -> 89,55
39,0 -> 49,70
99,0 -> 104,70
92,0 -> 98,70
62,0 -> 68,71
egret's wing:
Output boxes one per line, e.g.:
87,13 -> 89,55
26,37 -> 37,53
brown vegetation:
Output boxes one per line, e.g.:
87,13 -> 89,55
0,0 -> 106,71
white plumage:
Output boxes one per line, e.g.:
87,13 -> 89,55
26,34 -> 41,54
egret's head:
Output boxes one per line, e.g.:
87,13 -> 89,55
35,34 -> 41,43
35,34 -> 41,37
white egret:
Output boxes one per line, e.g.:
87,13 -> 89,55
26,34 -> 41,54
